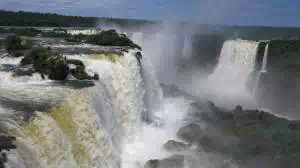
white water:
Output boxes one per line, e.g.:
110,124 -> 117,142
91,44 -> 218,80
0,47 -> 185,168
0,34 -> 264,168
254,43 -> 269,93
261,43 -> 269,73
205,39 -> 259,108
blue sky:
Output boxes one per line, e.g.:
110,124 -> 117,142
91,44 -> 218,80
1,0 -> 300,27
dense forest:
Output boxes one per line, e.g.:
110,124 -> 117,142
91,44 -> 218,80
2,10 -> 300,40
0,10 -> 156,28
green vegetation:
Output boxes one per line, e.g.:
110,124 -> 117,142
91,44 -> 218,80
199,104 -> 300,166
64,30 -> 141,49
20,47 -> 97,80
0,10 -> 156,28
87,29 -> 141,49
0,39 -> 4,49
67,59 -> 92,80
4,35 -> 33,51
223,26 -> 300,40
21,47 -> 69,80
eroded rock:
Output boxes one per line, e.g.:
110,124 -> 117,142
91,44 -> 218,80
144,155 -> 184,168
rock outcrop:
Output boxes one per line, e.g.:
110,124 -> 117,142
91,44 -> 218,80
144,155 -> 184,168
0,135 -> 16,168
19,47 -> 97,80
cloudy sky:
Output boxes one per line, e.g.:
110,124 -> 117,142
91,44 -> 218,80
1,0 -> 300,27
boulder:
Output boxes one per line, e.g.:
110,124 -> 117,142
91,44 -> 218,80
135,51 -> 142,64
163,140 -> 189,152
144,155 -> 184,168
177,123 -> 204,143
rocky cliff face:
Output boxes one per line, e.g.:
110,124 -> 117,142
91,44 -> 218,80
256,40 -> 300,118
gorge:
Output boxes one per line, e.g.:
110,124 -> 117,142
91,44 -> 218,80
0,24 -> 300,168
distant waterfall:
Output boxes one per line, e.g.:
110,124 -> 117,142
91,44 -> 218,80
261,43 -> 269,73
206,39 -> 259,107
254,43 -> 269,93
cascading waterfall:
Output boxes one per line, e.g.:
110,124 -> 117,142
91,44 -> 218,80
206,39 -> 259,108
1,48 -> 167,168
131,32 -> 163,121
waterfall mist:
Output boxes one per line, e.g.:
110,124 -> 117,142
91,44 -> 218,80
130,24 -> 260,109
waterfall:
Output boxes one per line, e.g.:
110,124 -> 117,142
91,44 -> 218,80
261,43 -> 269,73
254,43 -> 269,93
205,39 -> 259,108
131,32 -> 164,121
1,49 -> 166,168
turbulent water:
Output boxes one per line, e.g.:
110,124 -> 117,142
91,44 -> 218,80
0,29 -> 278,168
0,41 -> 190,168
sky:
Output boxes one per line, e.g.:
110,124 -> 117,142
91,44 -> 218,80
1,0 -> 300,27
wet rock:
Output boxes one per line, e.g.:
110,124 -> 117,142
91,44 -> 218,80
144,155 -> 184,168
67,59 -> 85,68
0,135 -> 16,168
135,51 -> 142,64
70,66 -> 90,80
92,73 -> 99,80
0,135 -> 16,151
144,160 -> 159,168
12,65 -> 35,77
177,123 -> 204,143
163,140 -> 189,152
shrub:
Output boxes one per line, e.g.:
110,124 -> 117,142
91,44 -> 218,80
21,48 -> 94,80
21,47 -> 69,80
87,29 -> 141,50
4,35 -> 33,51
5,35 -> 24,50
